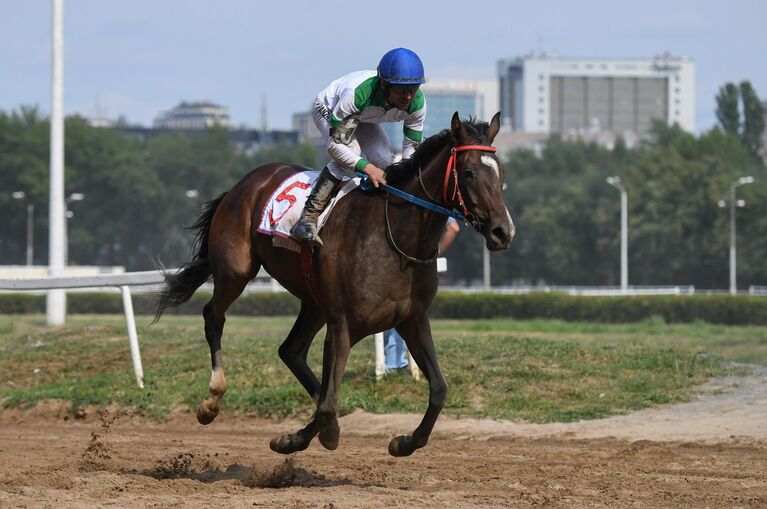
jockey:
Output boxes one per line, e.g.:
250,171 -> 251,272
290,47 -> 427,246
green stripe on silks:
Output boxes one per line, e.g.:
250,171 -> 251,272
407,89 -> 425,114
404,126 -> 423,142
354,76 -> 383,111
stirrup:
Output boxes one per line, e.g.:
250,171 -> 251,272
290,219 -> 323,247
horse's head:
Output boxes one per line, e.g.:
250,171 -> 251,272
448,112 -> 515,251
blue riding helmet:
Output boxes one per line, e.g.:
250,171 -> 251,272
377,48 -> 426,85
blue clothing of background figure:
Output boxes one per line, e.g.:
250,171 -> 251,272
383,217 -> 461,372
384,328 -> 409,372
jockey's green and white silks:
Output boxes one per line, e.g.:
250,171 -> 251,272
314,70 -> 426,178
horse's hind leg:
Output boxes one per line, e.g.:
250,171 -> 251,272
387,314 -> 447,457
277,301 -> 325,401
197,270 -> 250,425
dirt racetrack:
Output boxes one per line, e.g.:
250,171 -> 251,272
1,367 -> 767,508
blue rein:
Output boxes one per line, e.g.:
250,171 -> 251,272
355,172 -> 466,221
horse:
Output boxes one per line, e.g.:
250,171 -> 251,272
154,112 -> 515,457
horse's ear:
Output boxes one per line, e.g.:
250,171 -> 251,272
451,112 -> 465,141
486,112 -> 501,144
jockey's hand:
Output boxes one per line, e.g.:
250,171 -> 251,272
363,163 -> 387,188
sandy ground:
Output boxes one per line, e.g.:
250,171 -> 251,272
1,367 -> 766,508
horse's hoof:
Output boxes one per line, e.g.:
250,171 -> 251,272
318,420 -> 340,450
269,433 -> 310,455
388,435 -> 416,457
196,404 -> 217,425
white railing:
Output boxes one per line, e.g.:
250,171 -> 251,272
0,268 -> 287,389
440,285 -> 698,296
0,266 -> 416,387
0,270 -> 170,389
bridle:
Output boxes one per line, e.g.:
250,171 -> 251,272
385,143 -> 498,264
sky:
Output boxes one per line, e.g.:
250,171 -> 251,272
1,0 -> 765,133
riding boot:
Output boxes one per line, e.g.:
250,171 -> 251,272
290,167 -> 340,247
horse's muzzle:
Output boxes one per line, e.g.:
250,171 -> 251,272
486,222 -> 514,251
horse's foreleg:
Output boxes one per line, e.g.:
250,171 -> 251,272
388,315 -> 447,457
197,273 -> 249,425
270,320 -> 349,454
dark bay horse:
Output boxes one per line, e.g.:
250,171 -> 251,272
155,112 -> 515,456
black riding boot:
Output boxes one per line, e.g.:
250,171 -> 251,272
290,167 -> 340,247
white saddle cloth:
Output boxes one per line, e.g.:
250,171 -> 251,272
257,170 -> 360,241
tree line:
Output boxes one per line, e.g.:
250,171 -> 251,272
0,84 -> 765,289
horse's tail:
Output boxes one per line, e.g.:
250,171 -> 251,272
153,192 -> 227,323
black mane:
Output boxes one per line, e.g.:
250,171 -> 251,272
385,118 -> 490,187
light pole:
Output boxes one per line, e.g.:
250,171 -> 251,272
64,192 -> 84,265
12,191 -> 34,266
606,176 -> 628,292
719,176 -> 754,295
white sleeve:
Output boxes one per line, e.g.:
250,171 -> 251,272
327,89 -> 367,172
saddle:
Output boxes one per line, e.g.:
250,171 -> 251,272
257,170 -> 360,253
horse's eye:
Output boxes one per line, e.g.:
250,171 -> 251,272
462,168 -> 476,179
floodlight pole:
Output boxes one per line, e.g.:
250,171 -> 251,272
606,176 -> 628,292
47,0 -> 66,325
728,176 -> 755,295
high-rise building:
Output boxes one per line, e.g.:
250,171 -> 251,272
497,53 -> 695,137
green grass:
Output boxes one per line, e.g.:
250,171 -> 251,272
0,314 -> 763,423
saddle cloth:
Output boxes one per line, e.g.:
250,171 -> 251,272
257,170 -> 360,250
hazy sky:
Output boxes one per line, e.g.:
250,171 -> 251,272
1,0 -> 765,132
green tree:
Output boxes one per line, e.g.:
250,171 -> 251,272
739,81 -> 765,158
716,82 -> 740,136
0,107 -> 50,265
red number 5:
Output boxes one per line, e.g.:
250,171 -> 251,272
269,180 -> 312,226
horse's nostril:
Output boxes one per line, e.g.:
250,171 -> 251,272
492,226 -> 509,243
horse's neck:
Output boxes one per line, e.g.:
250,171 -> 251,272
388,146 -> 451,252
402,145 -> 451,202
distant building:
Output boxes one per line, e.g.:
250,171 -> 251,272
88,100 -> 300,154
120,126 -> 298,154
497,53 -> 695,139
292,110 -> 326,153
154,101 -> 234,130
